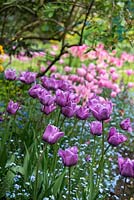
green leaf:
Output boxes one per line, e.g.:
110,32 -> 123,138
0,148 -> 8,168
5,155 -> 15,169
48,12 -> 53,18
11,165 -> 24,175
0,171 -> 14,199
23,143 -> 30,180
52,169 -> 66,196
3,0 -> 16,6
21,5 -> 35,15
92,190 -> 100,200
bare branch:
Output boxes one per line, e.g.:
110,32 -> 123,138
19,36 -> 60,41
36,42 -> 87,78
36,45 -> 67,78
79,0 -> 95,45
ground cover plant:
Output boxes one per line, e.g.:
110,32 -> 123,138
0,43 -> 134,200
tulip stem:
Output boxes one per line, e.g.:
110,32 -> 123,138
56,108 -> 61,126
68,167 -> 71,200
104,144 -> 111,154
6,80 -> 10,104
38,112 -> 44,130
81,120 -> 86,135
52,143 -> 58,172
101,120 -> 105,173
96,121 -> 105,189
60,116 -> 66,129
101,121 -> 104,160
68,118 -> 78,136
89,163 -> 93,199
93,135 -> 96,160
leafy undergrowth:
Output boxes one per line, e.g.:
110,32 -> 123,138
0,43 -> 134,200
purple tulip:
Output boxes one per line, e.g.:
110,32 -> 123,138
120,118 -> 132,131
56,90 -> 70,107
19,71 -> 36,84
28,84 -> 44,98
76,106 -> 90,120
57,79 -> 74,91
61,102 -> 76,118
58,146 -> 78,167
56,89 -> 77,107
37,88 -> 48,99
90,121 -> 102,136
41,104 -> 57,115
118,157 -> 134,178
7,100 -> 20,115
4,69 -> 16,80
42,124 -> 64,144
107,127 -> 127,146
38,91 -> 55,106
41,76 -> 59,90
88,95 -> 113,121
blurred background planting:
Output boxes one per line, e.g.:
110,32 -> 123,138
0,0 -> 134,56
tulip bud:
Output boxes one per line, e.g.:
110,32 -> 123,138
108,127 -> 127,146
90,121 -> 102,136
42,124 -> 64,145
7,100 -> 20,115
4,69 -> 16,80
118,157 -> 134,178
120,118 -> 131,131
58,146 -> 78,167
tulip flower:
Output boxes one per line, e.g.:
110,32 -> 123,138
107,127 -> 127,146
61,102 -> 76,118
88,95 -> 113,121
41,104 -> 56,115
4,69 -> 17,80
56,90 -> 71,107
120,118 -> 132,131
7,100 -> 20,115
58,146 -> 78,167
64,66 -> 72,73
126,69 -> 133,76
57,80 -> 73,91
90,121 -> 102,136
38,91 -> 55,106
128,82 -> 134,88
28,84 -> 44,98
42,124 -> 64,144
56,89 -> 78,107
76,106 -> 90,120
77,68 -> 87,77
118,157 -> 134,178
41,76 -> 59,90
69,74 -> 80,83
19,71 -> 36,84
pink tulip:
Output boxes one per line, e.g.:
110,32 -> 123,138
76,68 -> 86,77
126,70 -> 133,76
111,73 -> 119,81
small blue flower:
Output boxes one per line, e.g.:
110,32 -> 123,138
14,184 -> 21,190
30,175 -> 35,182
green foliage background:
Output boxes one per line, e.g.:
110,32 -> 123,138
0,0 -> 134,55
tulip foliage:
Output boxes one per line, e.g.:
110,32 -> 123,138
0,44 -> 134,199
